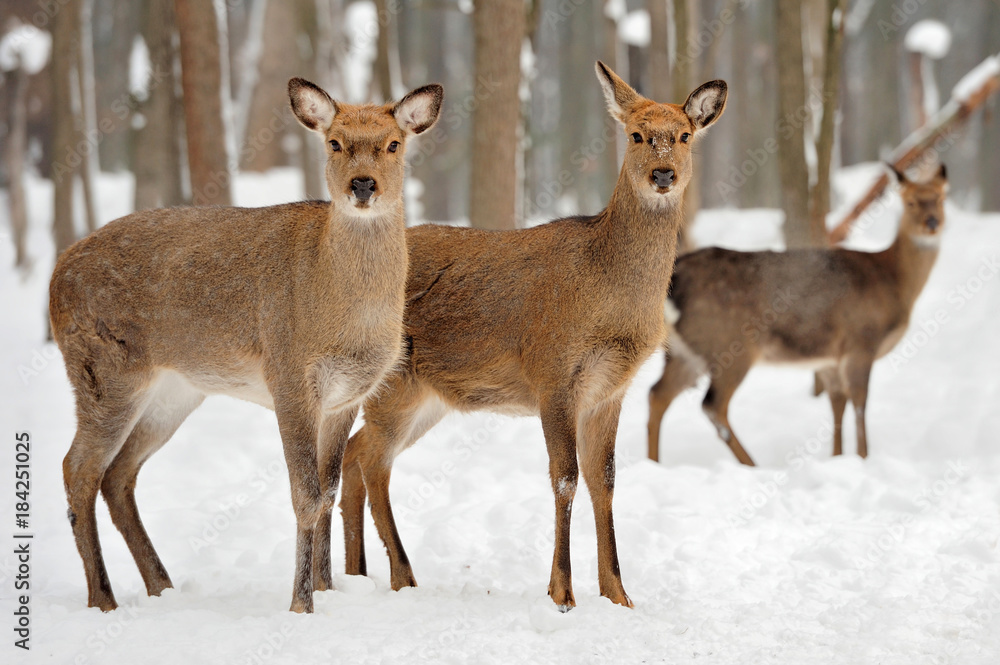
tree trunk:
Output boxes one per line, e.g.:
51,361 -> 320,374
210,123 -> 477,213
647,0 -> 670,103
671,0 -> 698,252
469,0 -> 524,230
175,0 -> 233,206
52,0 -> 80,259
77,0 -> 99,233
371,0 -> 401,103
134,0 -> 185,210
807,0 -> 845,238
6,64 -> 30,270
774,0 -> 817,248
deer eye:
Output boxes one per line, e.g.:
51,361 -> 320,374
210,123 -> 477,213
388,141 -> 400,153
680,133 -> 691,143
631,132 -> 642,144
329,140 -> 341,152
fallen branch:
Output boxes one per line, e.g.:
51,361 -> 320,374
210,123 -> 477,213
827,53 -> 1000,245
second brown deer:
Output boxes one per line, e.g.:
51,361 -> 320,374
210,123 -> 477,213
647,164 -> 948,465
332,62 -> 727,611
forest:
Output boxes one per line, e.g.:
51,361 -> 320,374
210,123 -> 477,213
2,1 -> 1000,663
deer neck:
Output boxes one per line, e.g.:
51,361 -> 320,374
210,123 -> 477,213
324,203 -> 408,292
888,223 -> 940,309
592,170 -> 684,298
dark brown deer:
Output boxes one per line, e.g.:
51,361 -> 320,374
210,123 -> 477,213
330,62 -> 727,611
647,164 -> 948,465
49,78 -> 443,613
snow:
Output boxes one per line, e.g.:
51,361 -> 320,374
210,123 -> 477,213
618,10 -> 650,48
3,168 -> 1000,663
904,20 -> 952,59
604,0 -> 627,22
0,24 -> 52,75
952,55 -> 1000,104
128,35 -> 151,99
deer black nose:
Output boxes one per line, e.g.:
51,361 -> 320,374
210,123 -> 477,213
351,177 -> 376,202
926,216 -> 939,231
652,169 -> 675,189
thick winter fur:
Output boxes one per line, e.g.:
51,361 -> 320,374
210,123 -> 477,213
50,78 -> 442,613
336,62 -> 727,611
647,164 -> 948,465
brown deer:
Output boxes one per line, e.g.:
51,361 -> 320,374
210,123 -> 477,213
49,78 -> 443,613
331,63 -> 727,611
647,164 -> 948,465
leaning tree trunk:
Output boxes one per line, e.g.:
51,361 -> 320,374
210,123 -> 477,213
775,0 -> 818,248
469,0 -> 525,230
134,0 -> 185,210
175,0 -> 233,206
807,0 -> 846,238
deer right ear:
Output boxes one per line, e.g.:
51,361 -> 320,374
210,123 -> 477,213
683,80 -> 727,131
596,61 -> 640,124
289,78 -> 337,133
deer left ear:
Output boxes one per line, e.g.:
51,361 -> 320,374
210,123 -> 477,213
683,80 -> 727,131
394,84 -> 444,136
936,163 -> 947,181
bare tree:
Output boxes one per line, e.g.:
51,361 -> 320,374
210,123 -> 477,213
76,0 -> 98,234
774,0 -> 818,248
808,0 -> 846,238
134,0 -> 185,210
175,0 -> 232,206
51,0 -> 81,258
647,0 -> 670,103
371,0 -> 401,102
5,42 -> 30,270
469,0 -> 524,230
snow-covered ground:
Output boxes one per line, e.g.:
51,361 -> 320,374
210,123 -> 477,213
2,169 -> 999,664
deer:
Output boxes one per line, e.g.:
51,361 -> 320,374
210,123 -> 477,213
48,77 -> 443,614
647,164 -> 949,466
328,62 -> 727,612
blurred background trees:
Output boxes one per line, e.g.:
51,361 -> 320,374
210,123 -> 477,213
1,0 -> 999,269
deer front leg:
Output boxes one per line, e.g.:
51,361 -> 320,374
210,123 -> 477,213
579,396 -> 632,608
273,393 -> 323,613
816,367 -> 847,456
845,355 -> 874,459
540,399 -> 580,612
340,436 -> 368,577
313,406 -> 359,592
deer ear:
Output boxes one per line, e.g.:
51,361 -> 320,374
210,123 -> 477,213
289,78 -> 337,133
683,80 -> 727,131
888,163 -> 908,184
394,84 -> 444,136
936,163 -> 948,181
595,61 -> 640,124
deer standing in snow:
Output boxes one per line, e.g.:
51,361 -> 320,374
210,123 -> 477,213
647,165 -> 948,465
49,78 -> 443,613
333,62 -> 727,610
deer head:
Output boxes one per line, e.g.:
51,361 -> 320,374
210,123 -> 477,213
891,163 -> 948,245
289,78 -> 443,218
595,61 -> 726,207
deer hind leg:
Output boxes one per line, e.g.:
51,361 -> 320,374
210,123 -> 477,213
100,374 -> 204,598
648,343 -> 702,462
63,361 -> 149,611
702,360 -> 755,466
540,398 -> 580,612
578,396 -> 632,608
815,367 -> 847,456
844,355 -> 874,459
312,405 -> 359,592
350,383 -> 447,590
